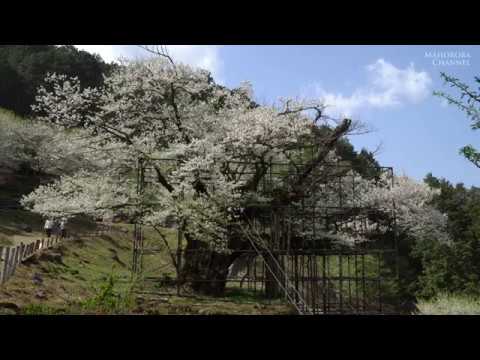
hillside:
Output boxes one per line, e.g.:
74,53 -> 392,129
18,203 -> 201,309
0,45 -> 116,116
0,216 -> 293,315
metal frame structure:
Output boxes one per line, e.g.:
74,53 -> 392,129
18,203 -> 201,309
131,156 -> 398,315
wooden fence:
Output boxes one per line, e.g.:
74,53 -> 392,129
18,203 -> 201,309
0,223 -> 114,286
0,236 -> 61,285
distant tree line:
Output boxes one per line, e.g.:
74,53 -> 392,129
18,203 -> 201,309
408,174 -> 480,299
0,45 -> 116,116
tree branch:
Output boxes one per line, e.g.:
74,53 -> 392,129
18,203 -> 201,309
138,45 -> 176,69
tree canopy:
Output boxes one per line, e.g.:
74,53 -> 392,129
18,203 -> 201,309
9,51 -> 449,297
20,55 -> 448,251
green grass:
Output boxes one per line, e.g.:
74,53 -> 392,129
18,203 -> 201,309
20,274 -> 137,315
416,293 -> 480,315
2,221 -> 290,315
5,222 -> 294,315
0,209 -> 292,315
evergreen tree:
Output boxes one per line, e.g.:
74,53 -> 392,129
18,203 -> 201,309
0,45 -> 116,116
412,173 -> 480,298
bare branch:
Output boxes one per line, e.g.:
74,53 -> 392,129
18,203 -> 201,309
347,119 -> 373,136
371,141 -> 384,157
138,45 -> 176,69
278,104 -> 326,125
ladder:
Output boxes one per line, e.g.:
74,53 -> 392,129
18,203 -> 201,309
241,223 -> 313,315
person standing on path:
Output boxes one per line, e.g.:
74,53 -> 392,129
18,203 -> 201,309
60,217 -> 67,239
44,218 -> 54,238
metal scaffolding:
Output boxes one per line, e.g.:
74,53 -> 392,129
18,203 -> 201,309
131,156 -> 398,315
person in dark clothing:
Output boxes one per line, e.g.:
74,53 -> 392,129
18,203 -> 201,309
60,217 -> 67,239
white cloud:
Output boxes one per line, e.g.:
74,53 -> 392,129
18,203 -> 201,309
307,59 -> 432,117
74,45 -> 224,83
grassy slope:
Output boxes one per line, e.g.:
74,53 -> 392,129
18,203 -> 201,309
0,218 -> 293,315
0,221 -> 131,312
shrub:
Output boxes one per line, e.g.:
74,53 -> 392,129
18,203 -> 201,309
80,272 -> 135,314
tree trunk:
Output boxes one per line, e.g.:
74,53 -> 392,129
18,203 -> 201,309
179,237 -> 241,296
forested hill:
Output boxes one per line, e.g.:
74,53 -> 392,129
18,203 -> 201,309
0,45 -> 116,116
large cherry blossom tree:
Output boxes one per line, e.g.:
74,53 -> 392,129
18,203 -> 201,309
20,51 -> 449,295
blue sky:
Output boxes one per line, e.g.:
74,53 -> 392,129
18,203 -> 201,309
75,45 -> 480,187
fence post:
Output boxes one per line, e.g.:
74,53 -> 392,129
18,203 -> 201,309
9,246 -> 17,277
13,246 -> 18,275
20,243 -> 25,261
9,246 -> 18,277
0,247 -> 4,284
2,247 -> 9,284
15,245 -> 20,271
